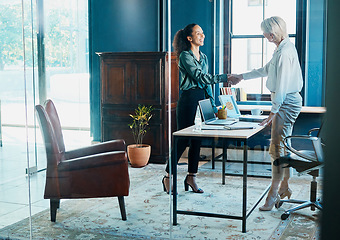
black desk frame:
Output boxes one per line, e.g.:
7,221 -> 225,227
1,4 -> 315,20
210,138 -> 272,172
172,131 -> 270,233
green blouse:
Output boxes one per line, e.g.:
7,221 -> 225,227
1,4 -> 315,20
178,50 -> 228,112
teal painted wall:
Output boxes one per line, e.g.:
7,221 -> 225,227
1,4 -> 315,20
171,0 -> 214,71
89,0 -> 160,141
305,0 -> 325,106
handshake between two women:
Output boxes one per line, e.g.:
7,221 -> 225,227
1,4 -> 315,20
227,73 -> 243,86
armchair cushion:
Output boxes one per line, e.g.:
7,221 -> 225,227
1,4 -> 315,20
36,99 -> 130,221
58,151 -> 127,172
64,139 -> 126,160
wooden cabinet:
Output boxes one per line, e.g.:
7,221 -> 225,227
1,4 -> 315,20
97,52 -> 179,164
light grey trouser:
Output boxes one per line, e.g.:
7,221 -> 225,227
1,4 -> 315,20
269,92 -> 302,181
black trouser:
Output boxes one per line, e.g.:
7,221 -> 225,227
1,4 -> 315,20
166,88 -> 205,174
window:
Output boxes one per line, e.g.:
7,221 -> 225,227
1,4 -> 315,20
44,0 -> 90,129
226,0 -> 297,95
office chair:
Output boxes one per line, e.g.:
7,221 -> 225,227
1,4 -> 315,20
36,100 -> 130,222
274,126 -> 324,220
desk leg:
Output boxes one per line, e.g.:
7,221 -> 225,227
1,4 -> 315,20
212,140 -> 215,169
0,99 -> 2,147
242,140 -> 248,233
222,140 -> 227,185
173,137 -> 178,225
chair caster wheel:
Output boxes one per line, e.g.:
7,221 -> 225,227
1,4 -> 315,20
281,212 -> 290,220
275,201 -> 283,209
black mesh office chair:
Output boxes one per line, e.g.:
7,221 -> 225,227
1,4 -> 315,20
274,126 -> 324,220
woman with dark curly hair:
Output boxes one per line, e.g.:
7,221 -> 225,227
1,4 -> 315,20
162,23 -> 229,194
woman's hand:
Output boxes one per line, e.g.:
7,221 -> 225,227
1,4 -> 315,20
260,112 -> 275,126
227,74 -> 243,85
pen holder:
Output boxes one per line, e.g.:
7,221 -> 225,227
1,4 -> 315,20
217,109 -> 227,119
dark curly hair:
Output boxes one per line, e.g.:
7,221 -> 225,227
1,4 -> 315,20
172,23 -> 197,61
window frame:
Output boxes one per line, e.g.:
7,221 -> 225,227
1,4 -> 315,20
223,0 -> 306,102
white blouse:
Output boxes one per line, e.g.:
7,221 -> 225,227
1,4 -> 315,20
242,38 -> 303,113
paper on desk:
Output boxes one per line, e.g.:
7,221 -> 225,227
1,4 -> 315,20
201,125 -> 225,130
226,121 -> 260,129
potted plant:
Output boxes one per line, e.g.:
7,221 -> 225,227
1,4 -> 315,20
127,104 -> 153,167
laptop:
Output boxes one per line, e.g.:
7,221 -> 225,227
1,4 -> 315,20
218,95 -> 268,123
198,99 -> 237,125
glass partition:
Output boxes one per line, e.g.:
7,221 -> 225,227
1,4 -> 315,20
169,0 -> 326,238
168,0 -> 224,237
0,1 -> 40,233
0,0 -> 329,238
0,0 -> 89,238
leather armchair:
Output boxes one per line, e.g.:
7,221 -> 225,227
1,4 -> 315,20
36,99 -> 130,222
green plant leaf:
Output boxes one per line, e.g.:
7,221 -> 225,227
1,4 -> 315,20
128,104 -> 153,146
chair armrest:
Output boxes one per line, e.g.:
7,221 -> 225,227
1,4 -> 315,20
65,139 -> 126,160
58,151 -> 127,172
297,164 -> 323,176
284,135 -> 319,161
308,128 -> 320,136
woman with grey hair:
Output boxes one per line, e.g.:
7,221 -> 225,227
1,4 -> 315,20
228,16 -> 303,211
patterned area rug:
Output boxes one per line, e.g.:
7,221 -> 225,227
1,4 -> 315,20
0,163 -> 321,239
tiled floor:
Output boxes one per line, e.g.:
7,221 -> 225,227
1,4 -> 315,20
0,126 -> 92,229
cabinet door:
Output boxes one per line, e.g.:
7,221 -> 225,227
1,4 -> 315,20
102,121 -> 162,159
131,59 -> 162,105
101,59 -> 131,104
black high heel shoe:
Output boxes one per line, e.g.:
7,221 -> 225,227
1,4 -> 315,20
184,174 -> 204,193
162,176 -> 170,194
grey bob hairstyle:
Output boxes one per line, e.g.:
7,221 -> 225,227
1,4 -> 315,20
261,16 -> 288,41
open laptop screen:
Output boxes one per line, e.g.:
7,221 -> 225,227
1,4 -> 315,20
198,99 -> 216,122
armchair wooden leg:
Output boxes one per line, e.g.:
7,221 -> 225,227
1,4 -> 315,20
118,196 -> 127,221
50,199 -> 60,222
